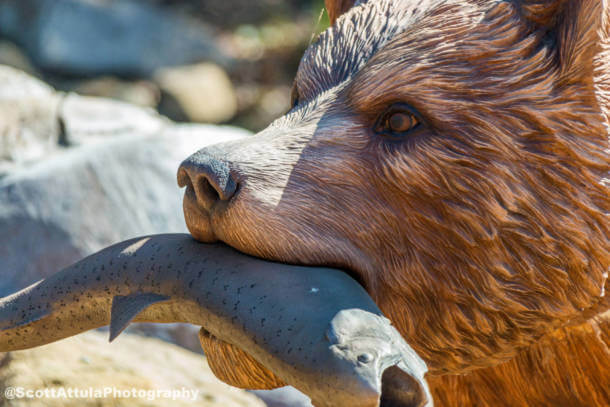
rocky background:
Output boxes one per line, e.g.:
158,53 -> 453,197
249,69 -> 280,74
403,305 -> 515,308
0,0 -> 328,131
0,0 -> 328,406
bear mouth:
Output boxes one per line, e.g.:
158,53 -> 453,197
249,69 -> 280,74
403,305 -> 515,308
181,184 -> 371,292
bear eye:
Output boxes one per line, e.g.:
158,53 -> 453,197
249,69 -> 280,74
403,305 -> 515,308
290,82 -> 300,109
375,104 -> 421,137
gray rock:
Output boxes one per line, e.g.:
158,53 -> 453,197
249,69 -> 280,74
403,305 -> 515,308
0,64 -> 167,173
0,66 -> 250,295
0,0 -> 227,76
59,92 -> 166,145
0,66 -> 62,170
251,387 -> 314,407
0,123 -> 249,295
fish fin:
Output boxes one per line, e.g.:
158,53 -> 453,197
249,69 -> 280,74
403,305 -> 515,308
109,293 -> 169,342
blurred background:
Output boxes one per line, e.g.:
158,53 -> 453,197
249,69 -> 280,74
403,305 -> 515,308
0,1 -> 330,406
0,0 -> 328,131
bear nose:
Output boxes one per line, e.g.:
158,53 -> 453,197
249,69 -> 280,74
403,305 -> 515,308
177,150 -> 238,210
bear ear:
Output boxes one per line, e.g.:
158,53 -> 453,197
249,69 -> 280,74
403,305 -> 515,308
325,0 -> 359,25
517,0 -> 608,86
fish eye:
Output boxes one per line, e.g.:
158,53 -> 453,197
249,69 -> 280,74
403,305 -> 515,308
357,353 -> 374,363
374,104 -> 421,138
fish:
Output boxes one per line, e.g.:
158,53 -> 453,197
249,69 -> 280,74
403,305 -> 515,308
0,233 -> 431,407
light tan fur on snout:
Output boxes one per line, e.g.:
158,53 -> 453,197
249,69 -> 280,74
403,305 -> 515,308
179,0 -> 610,405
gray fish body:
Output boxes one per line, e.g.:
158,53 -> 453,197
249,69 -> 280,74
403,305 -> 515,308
0,234 -> 430,407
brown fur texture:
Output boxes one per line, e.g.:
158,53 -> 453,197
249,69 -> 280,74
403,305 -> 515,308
180,0 -> 609,405
198,329 -> 287,390
325,0 -> 358,24
429,310 -> 610,406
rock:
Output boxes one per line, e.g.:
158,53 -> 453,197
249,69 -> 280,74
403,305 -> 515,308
251,387 -> 313,407
0,66 -> 251,296
0,65 -> 165,171
58,93 -> 166,146
0,66 -> 62,171
0,113 -> 249,296
0,41 -> 38,76
232,85 -> 292,131
120,323 -> 203,355
0,0 -> 227,76
0,331 -> 265,407
155,63 -> 238,123
69,77 -> 160,108
259,86 -> 292,121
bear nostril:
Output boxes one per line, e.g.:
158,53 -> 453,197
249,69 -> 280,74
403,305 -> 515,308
177,167 -> 193,189
197,176 -> 221,204
177,150 -> 239,211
